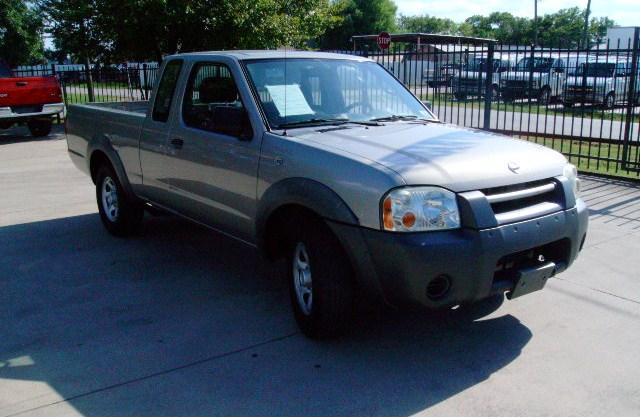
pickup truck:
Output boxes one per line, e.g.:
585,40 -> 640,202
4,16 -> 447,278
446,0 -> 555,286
564,59 -> 640,109
66,51 -> 589,338
0,63 -> 65,137
500,56 -> 566,104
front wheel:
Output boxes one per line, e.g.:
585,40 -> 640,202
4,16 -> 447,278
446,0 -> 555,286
27,119 -> 52,137
538,87 -> 551,105
96,164 -> 144,237
287,218 -> 354,338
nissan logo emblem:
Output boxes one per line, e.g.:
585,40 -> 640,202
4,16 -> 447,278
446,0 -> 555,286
508,161 -> 520,173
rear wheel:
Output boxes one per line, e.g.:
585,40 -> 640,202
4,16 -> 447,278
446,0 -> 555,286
538,87 -> 551,105
96,164 -> 143,236
27,119 -> 52,137
286,217 -> 354,338
604,93 -> 615,109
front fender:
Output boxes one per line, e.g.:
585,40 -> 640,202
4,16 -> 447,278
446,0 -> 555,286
255,177 -> 359,246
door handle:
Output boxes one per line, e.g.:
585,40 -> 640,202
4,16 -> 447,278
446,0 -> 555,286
16,81 -> 28,87
170,138 -> 184,149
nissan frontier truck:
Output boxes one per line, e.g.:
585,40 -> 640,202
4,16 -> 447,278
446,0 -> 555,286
65,51 -> 588,338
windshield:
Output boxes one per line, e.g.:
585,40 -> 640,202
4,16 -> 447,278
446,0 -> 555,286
244,58 -> 434,129
465,58 -> 498,72
576,63 -> 615,77
515,57 -> 554,72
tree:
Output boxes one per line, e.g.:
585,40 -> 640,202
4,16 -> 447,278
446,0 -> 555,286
0,0 -> 44,66
319,0 -> 397,49
39,0 -> 106,62
40,0 -> 337,63
397,14 -> 457,34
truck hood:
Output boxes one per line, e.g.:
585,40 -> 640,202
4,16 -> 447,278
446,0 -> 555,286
296,122 -> 567,192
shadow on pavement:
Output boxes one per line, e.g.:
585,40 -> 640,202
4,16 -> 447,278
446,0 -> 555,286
0,124 -> 64,146
0,213 -> 531,416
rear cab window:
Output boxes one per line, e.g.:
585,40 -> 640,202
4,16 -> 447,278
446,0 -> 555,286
152,59 -> 183,122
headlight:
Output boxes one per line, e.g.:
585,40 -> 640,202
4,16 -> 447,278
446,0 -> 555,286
382,187 -> 460,232
563,163 -> 581,198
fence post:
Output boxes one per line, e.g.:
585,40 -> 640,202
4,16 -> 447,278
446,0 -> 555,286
142,64 -> 148,100
483,42 -> 495,130
527,44 -> 535,106
622,27 -> 640,171
84,60 -> 95,102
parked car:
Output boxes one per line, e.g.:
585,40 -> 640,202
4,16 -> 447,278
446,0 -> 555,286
65,51 -> 588,338
451,54 -> 513,100
0,62 -> 65,137
564,59 -> 640,108
500,56 -> 567,104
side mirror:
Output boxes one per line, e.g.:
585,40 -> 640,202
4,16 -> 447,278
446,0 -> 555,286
212,106 -> 252,140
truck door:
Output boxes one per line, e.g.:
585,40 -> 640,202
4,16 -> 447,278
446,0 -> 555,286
551,59 -> 565,97
138,59 -> 184,204
162,60 -> 261,243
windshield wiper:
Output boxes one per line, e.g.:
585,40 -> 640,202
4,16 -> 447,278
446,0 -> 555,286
369,115 -> 437,123
277,118 -> 381,129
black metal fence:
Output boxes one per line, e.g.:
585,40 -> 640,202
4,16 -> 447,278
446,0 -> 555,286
11,31 -> 640,179
339,31 -> 640,179
11,63 -> 159,104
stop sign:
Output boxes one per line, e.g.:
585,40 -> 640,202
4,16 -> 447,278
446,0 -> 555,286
377,32 -> 391,50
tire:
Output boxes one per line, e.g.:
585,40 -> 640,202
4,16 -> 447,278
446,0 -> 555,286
96,164 -> 144,237
454,92 -> 467,101
286,217 -> 354,338
490,85 -> 500,101
604,93 -> 615,109
538,87 -> 551,105
27,119 -> 52,137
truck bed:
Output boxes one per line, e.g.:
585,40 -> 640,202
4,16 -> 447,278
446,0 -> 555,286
65,101 -> 150,179
80,100 -> 150,114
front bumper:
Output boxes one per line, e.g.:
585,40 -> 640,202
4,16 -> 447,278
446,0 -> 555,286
329,199 -> 588,308
0,103 -> 65,123
564,90 -> 605,104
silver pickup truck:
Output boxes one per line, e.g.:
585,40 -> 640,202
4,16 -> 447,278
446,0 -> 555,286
66,51 -> 588,338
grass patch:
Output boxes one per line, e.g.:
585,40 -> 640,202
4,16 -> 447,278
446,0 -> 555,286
519,136 -> 640,179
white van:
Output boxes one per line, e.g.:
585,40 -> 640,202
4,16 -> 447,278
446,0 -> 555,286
564,58 -> 640,108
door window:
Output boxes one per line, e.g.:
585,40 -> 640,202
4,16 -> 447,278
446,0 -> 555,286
152,59 -> 183,122
182,62 -> 249,137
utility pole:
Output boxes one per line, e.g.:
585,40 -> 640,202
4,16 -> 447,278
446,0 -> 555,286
534,0 -> 538,46
582,0 -> 592,48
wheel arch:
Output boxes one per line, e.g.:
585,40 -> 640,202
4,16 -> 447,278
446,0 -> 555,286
87,136 -> 137,201
256,178 -> 359,260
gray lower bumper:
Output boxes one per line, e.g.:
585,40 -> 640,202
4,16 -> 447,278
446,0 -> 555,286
329,199 -> 589,309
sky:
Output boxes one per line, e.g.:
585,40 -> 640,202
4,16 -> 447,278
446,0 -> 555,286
394,0 -> 640,26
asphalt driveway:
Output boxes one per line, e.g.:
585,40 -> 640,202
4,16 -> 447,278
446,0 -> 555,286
1,125 -> 639,417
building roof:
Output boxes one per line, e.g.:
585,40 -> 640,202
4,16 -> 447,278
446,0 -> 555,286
350,33 -> 496,46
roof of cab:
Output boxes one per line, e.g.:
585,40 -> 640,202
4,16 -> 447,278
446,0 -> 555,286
168,50 -> 370,62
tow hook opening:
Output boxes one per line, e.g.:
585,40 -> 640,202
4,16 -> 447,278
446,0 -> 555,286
426,275 -> 451,300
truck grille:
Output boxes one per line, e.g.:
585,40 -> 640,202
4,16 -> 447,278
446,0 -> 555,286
11,105 -> 43,114
481,179 -> 563,225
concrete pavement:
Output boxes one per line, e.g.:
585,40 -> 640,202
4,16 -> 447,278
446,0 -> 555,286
1,125 -> 639,417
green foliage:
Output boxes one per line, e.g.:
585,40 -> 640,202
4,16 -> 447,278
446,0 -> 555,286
319,0 -> 397,49
0,0 -> 44,66
397,14 -> 457,35
39,0 -> 337,62
399,8 -> 616,48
